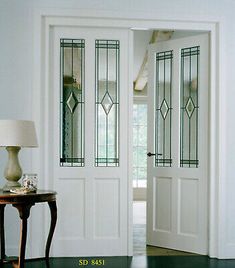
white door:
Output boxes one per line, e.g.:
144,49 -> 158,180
48,26 -> 130,256
147,34 -> 209,254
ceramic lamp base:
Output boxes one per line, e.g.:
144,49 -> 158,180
3,146 -> 22,192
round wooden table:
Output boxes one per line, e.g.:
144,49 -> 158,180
0,190 -> 57,268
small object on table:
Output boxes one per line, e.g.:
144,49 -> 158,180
9,187 -> 36,194
22,173 -> 38,191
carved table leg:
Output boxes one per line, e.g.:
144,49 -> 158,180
45,201 -> 57,265
13,204 -> 34,268
0,205 -> 6,263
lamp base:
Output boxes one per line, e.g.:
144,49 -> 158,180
3,146 -> 22,192
3,181 -> 21,192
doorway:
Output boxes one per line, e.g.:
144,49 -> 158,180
132,29 -> 209,256
35,14 -> 219,258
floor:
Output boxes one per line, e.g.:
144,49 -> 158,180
3,256 -> 235,268
2,201 -> 234,267
133,201 -> 195,256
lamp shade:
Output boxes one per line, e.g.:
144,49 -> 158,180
0,120 -> 38,147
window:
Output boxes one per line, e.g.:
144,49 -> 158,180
133,103 -> 147,188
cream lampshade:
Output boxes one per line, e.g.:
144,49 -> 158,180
0,120 -> 38,191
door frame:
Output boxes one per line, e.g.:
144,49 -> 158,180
32,9 -> 223,258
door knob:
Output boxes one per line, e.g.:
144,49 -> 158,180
147,152 -> 163,157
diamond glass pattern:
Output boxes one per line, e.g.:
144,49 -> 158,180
180,46 -> 200,168
185,97 -> 195,118
95,40 -> 120,167
101,92 -> 114,115
66,92 -> 79,114
160,99 -> 169,119
60,39 -> 85,167
155,50 -> 173,167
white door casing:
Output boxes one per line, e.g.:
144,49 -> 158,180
147,34 -> 209,254
33,13 -> 221,258
48,26 -> 130,256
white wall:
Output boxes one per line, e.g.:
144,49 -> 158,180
0,0 -> 235,259
0,0 -> 35,256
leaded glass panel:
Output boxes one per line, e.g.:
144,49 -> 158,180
95,40 -> 120,167
155,51 -> 173,167
60,39 -> 85,167
180,46 -> 199,168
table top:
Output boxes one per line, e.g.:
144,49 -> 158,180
0,190 -> 57,204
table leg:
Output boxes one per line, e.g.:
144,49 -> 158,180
0,204 -> 6,263
45,201 -> 57,264
13,204 -> 34,268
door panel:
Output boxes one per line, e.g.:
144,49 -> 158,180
154,177 -> 172,232
49,27 -> 130,256
147,34 -> 209,254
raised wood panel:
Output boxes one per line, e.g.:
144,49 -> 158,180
56,178 -> 85,240
94,178 -> 120,239
154,177 -> 172,232
179,178 -> 199,236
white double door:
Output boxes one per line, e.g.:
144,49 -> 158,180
147,34 -> 209,254
48,26 -> 131,256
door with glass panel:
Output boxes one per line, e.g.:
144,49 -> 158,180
147,34 -> 209,254
49,27 -> 130,256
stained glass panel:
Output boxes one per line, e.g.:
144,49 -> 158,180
95,40 -> 120,167
60,39 -> 85,167
155,51 -> 173,167
180,46 -> 199,168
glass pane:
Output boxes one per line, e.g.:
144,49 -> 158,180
138,168 -> 147,180
95,40 -> 120,167
133,167 -> 138,187
138,178 -> 147,188
138,147 -> 147,166
133,104 -> 147,188
155,51 -> 173,167
60,39 -> 85,167
180,46 -> 199,168
133,146 -> 138,167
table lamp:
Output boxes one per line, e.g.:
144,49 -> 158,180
0,120 -> 38,191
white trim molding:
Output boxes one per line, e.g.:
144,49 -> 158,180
32,8 -> 225,258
